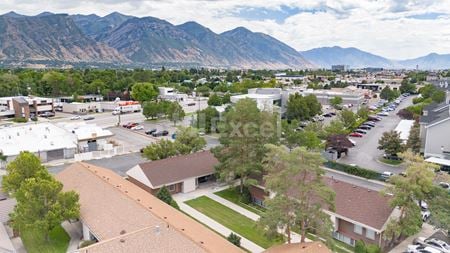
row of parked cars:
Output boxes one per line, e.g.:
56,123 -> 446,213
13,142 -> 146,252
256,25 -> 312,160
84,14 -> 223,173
122,122 -> 170,137
407,236 -> 450,253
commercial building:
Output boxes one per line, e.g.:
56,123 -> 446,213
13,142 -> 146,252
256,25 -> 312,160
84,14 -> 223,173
249,177 -> 396,250
0,96 -> 54,119
57,122 -> 114,153
62,102 -> 101,114
158,87 -> 188,101
292,87 -> 366,107
332,65 -> 350,71
230,88 -> 282,112
56,162 -> 242,253
127,151 -> 217,194
0,123 -> 77,164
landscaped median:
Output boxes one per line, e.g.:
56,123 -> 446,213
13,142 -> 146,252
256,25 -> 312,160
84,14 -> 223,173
323,161 -> 382,180
185,196 -> 284,249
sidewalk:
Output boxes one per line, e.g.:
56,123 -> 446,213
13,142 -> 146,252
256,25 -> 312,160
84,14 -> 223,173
62,220 -> 82,253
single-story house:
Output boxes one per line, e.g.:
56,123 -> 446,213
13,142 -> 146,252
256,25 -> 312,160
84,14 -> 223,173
126,151 -> 217,194
249,177 -> 396,250
56,162 -> 242,253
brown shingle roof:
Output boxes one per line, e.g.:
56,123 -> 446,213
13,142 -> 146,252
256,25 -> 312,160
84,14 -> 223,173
325,178 -> 394,231
57,162 -> 242,253
133,151 -> 218,188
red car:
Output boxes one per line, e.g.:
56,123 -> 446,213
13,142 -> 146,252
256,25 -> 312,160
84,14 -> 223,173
349,132 -> 363,138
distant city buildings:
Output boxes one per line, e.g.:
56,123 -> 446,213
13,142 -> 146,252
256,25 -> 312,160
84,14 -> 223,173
331,65 -> 350,71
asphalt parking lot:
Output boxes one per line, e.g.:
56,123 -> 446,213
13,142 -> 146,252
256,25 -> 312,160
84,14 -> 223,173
338,95 -> 414,174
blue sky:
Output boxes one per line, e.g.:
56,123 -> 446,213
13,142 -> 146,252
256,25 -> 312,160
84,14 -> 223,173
0,0 -> 449,59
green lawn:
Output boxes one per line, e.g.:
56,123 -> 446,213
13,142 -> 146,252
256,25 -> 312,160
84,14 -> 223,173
214,187 -> 265,216
380,158 -> 403,165
185,196 -> 283,249
21,225 -> 70,253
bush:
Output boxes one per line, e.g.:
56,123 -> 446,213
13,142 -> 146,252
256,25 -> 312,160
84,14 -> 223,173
397,109 -> 414,120
355,240 -> 366,253
365,244 -> 381,253
324,161 -> 381,180
227,233 -> 241,247
13,117 -> 28,123
239,186 -> 252,204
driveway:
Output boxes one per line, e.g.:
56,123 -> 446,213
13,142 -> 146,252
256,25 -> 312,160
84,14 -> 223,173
338,96 -> 414,173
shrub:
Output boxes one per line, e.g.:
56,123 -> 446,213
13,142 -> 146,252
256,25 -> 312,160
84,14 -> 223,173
365,244 -> 381,253
13,117 -> 27,123
355,240 -> 366,253
324,161 -> 381,180
239,186 -> 252,204
397,109 -> 414,120
227,233 -> 241,247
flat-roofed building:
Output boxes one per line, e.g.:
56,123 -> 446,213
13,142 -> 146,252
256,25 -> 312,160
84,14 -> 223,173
56,162 -> 242,253
0,96 -> 54,119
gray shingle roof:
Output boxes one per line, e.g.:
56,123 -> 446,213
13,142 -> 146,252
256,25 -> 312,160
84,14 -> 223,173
420,102 -> 450,125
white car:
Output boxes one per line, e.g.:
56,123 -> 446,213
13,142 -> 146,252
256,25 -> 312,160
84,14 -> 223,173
407,244 -> 442,253
421,209 -> 430,221
424,238 -> 450,253
131,125 -> 144,131
70,115 -> 81,120
381,171 -> 394,180
377,112 -> 389,116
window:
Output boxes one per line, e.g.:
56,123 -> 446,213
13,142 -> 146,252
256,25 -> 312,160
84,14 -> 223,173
354,224 -> 363,235
366,229 -> 375,240
168,184 -> 176,192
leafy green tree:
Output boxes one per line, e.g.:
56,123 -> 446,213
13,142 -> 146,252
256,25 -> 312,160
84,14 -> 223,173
0,73 -> 20,96
174,127 -> 206,154
2,151 -> 51,195
324,120 -> 347,138
130,82 -> 158,102
330,96 -> 343,109
400,79 -> 416,94
286,93 -> 309,121
142,101 -> 160,119
260,144 -> 335,244
213,98 -> 278,193
166,102 -> 185,126
41,71 -> 66,96
383,151 -> 437,246
156,186 -> 179,209
207,93 -> 222,106
196,107 -> 219,134
355,240 -> 366,253
431,90 -> 446,103
357,106 -> 370,120
142,140 -> 178,160
406,122 -> 421,154
426,185 -> 450,232
304,94 -> 322,117
378,131 -> 405,156
380,86 -> 398,101
338,109 -> 357,129
227,233 -> 241,247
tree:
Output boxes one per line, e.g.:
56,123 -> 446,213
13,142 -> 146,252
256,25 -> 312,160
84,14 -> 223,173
382,151 -> 437,246
282,120 -> 322,150
2,151 -> 50,195
286,94 -> 309,121
207,93 -> 222,106
166,102 -> 185,126
142,101 -> 160,119
397,109 -> 414,120
130,82 -> 158,102
426,185 -> 450,232
174,127 -> 206,154
338,109 -> 356,129
304,94 -> 322,117
196,107 -> 219,134
330,96 -> 343,109
213,98 -> 278,193
380,86 -> 398,101
357,106 -> 370,120
227,233 -> 241,247
431,90 -> 446,103
156,186 -> 179,209
400,80 -> 416,94
355,240 -> 366,253
378,131 -> 405,156
142,140 -> 178,160
324,120 -> 347,138
260,145 -> 335,245
406,122 -> 420,154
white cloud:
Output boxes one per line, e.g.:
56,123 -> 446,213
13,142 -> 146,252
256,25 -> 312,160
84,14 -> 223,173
0,0 -> 449,59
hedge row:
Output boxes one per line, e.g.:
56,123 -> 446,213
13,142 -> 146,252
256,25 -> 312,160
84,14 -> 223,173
324,161 -> 381,180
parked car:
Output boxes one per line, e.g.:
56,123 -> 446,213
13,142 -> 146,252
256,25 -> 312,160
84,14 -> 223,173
122,122 -> 135,128
83,116 -> 95,120
40,111 -> 55,118
329,112 -> 336,116
407,244 -> 441,253
363,122 -> 376,127
415,237 -> 450,253
323,113 -> 332,117
381,171 -> 394,180
355,129 -> 367,134
131,125 -> 144,130
171,133 -> 177,139
377,112 -> 389,116
359,125 -> 372,130
368,116 -> 381,121
145,129 -> 157,135
70,115 -> 81,120
439,182 -> 450,190
125,123 -> 138,129
421,209 -> 431,221
349,132 -> 363,137
152,130 -> 169,137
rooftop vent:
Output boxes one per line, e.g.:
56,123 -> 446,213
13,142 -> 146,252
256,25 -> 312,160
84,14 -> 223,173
120,239 -> 125,243
120,230 -> 126,235
154,225 -> 160,235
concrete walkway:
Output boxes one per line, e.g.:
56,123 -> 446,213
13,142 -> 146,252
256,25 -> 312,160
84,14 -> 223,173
62,221 -> 82,253
174,184 -> 309,252
388,223 -> 438,253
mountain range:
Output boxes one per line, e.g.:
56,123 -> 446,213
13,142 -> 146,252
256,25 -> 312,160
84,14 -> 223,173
0,11 -> 311,69
0,11 -> 449,69
301,46 -> 450,70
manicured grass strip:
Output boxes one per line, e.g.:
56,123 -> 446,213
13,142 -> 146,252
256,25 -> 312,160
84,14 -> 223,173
380,158 -> 403,165
214,187 -> 265,216
185,196 -> 283,249
21,225 -> 70,253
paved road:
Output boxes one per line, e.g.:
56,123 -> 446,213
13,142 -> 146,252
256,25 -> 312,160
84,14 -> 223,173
338,96 -> 415,174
